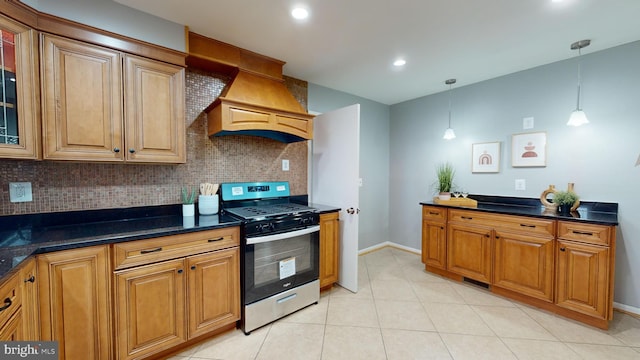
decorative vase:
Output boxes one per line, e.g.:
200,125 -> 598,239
198,194 -> 219,215
438,192 -> 451,201
540,185 -> 558,211
182,203 -> 195,217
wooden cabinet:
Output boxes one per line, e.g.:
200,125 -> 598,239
447,222 -> 493,283
0,14 -> 40,159
41,33 -> 185,163
37,245 -> 112,360
0,271 -> 22,340
115,258 -> 186,360
319,212 -> 340,288
114,227 -> 240,360
494,231 -> 554,302
20,257 -> 39,340
421,206 -> 447,269
556,221 -> 614,322
187,248 -> 240,339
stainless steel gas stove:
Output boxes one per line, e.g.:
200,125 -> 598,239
220,182 -> 320,334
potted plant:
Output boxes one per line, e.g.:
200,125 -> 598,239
181,186 -> 197,216
553,190 -> 579,215
435,162 -> 455,200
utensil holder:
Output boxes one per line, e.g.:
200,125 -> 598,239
198,194 -> 218,215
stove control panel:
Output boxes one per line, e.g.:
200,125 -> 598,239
246,212 -> 319,237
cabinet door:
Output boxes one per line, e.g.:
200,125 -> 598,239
0,309 -> 23,341
20,257 -> 39,340
447,224 -> 492,283
0,15 -> 40,159
37,245 -> 112,360
123,54 -> 185,163
41,34 -> 123,161
556,240 -> 609,319
115,258 -> 186,360
319,212 -> 340,288
422,220 -> 446,269
494,232 -> 554,302
187,248 -> 240,339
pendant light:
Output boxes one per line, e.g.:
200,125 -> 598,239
443,78 -> 456,140
567,39 -> 591,126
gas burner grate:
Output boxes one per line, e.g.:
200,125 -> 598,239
225,203 -> 315,220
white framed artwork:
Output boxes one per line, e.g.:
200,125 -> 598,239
472,142 -> 500,173
512,132 -> 547,167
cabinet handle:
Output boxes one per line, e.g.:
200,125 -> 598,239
0,298 -> 11,312
208,237 -> 224,243
24,275 -> 35,283
461,216 -> 473,220
495,236 -> 500,239
140,247 -> 162,254
440,226 -> 444,230
572,230 -> 594,236
177,269 -> 183,274
560,247 -> 566,252
520,224 -> 536,228
129,148 -> 136,154
429,212 -> 440,215
190,265 -> 196,270
485,234 -> 490,238
113,147 -> 120,153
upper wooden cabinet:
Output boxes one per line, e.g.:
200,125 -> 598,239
0,13 -> 40,159
41,33 -> 185,163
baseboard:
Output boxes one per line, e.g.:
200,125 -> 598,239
358,241 -> 421,255
614,302 -> 640,317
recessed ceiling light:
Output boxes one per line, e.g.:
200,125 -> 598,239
291,7 -> 309,20
393,59 -> 406,67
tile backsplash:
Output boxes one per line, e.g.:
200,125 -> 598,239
0,69 -> 309,216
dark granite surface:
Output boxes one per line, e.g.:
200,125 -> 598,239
0,204 -> 242,279
420,194 -> 619,225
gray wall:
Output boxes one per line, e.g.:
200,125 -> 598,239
389,41 -> 640,309
308,84 -> 391,251
22,0 -> 185,51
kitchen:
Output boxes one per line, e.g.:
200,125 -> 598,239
1,0 -> 640,359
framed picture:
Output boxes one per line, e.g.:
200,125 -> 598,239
472,142 -> 501,173
511,132 -> 547,167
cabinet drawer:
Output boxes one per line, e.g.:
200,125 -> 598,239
114,227 -> 240,270
423,206 -> 446,222
557,221 -> 611,246
0,272 -> 21,328
449,209 -> 554,237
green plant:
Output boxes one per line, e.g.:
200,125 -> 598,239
553,190 -> 579,205
435,162 -> 455,193
181,186 -> 196,204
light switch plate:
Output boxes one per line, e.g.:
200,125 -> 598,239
282,159 -> 289,171
9,182 -> 33,202
515,179 -> 526,191
523,117 -> 534,129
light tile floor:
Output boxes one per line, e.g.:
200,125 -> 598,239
170,247 -> 640,360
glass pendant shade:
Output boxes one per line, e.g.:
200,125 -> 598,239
567,109 -> 589,126
443,127 -> 456,140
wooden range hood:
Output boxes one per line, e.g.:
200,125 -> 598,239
188,31 -> 314,143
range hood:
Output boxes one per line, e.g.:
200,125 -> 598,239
204,69 -> 314,143
188,32 -> 314,143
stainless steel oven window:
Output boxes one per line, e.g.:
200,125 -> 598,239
253,234 -> 313,287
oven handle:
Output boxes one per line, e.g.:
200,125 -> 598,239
246,225 -> 320,245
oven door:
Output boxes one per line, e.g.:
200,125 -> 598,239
244,225 -> 320,305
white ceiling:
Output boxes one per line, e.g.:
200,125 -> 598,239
115,0 -> 640,105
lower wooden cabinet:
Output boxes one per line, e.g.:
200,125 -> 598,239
556,239 -> 610,319
0,308 -> 23,341
37,245 -> 112,360
319,212 -> 340,288
0,271 -> 22,341
493,231 -> 554,302
115,258 -> 186,360
20,257 -> 39,340
447,223 -> 492,283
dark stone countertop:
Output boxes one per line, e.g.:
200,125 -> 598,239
0,204 -> 242,279
420,194 -> 618,226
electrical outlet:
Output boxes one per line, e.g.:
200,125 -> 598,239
282,159 -> 289,171
515,179 -> 526,191
9,182 -> 33,202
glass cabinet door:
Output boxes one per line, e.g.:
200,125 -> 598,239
0,15 -> 39,159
